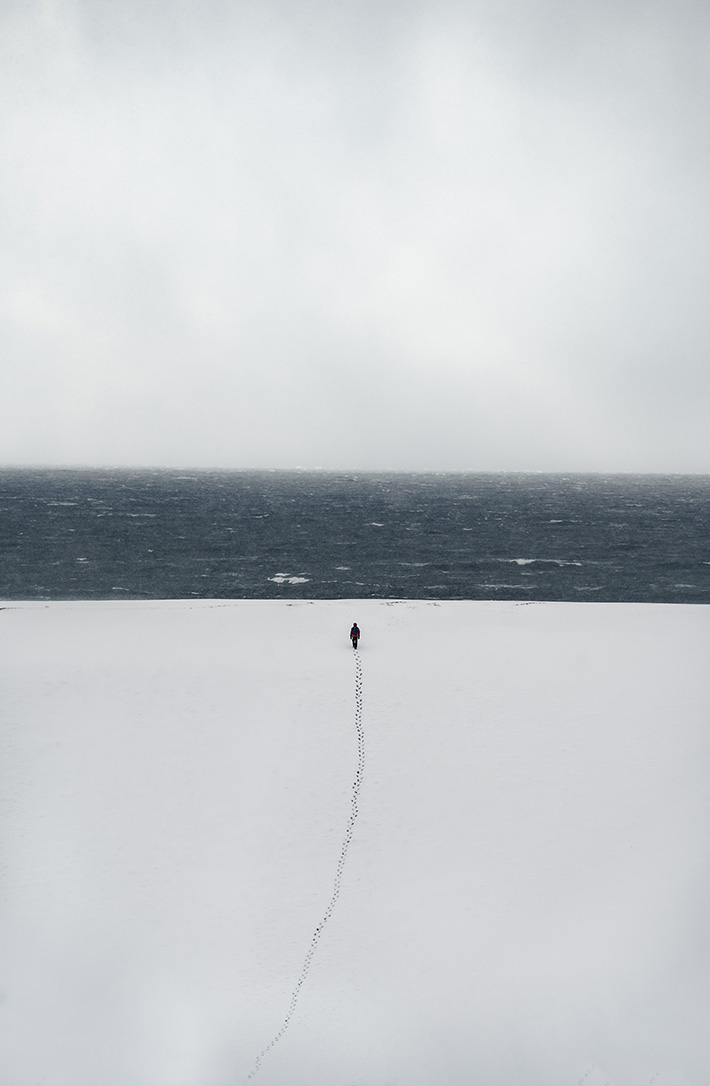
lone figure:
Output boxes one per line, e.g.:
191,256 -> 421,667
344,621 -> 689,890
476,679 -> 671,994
350,622 -> 360,649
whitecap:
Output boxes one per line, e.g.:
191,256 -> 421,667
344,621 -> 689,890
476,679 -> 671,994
499,558 -> 583,567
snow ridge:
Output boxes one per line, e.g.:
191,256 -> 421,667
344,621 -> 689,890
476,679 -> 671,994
247,649 -> 365,1079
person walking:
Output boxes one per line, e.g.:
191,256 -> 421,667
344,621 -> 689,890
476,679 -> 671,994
350,622 -> 360,649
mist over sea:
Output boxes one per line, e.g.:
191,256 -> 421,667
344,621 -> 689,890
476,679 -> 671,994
1,470 -> 709,603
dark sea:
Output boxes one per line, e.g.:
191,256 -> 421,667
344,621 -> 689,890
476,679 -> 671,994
1,469 -> 709,603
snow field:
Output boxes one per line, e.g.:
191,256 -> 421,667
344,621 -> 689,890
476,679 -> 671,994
0,599 -> 708,1086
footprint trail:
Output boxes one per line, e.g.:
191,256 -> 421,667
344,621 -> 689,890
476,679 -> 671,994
247,649 -> 365,1079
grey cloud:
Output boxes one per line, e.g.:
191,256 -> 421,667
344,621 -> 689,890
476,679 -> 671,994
2,0 -> 710,468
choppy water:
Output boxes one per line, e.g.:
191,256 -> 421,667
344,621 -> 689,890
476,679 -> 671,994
1,469 -> 709,602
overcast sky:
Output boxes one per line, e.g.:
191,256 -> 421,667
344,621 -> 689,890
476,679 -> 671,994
2,0 -> 710,471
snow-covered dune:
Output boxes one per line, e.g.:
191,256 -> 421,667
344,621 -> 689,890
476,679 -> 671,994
0,600 -> 708,1086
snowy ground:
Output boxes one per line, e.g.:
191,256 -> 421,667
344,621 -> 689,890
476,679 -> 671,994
0,599 -> 708,1086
